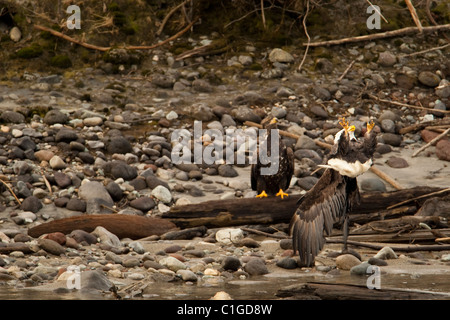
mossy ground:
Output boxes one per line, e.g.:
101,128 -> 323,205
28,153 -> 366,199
0,0 -> 448,76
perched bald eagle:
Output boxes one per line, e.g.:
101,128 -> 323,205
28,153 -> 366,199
289,119 -> 377,267
251,116 -> 294,199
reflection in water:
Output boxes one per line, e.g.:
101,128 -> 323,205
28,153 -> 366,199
1,272 -> 450,300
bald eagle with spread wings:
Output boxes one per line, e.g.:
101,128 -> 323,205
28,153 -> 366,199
251,116 -> 294,199
290,118 -> 378,267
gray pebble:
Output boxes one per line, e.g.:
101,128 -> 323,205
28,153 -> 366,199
381,119 -> 395,133
350,261 -> 371,275
368,257 -> 388,266
360,178 -> 386,192
276,257 -> 298,269
243,257 -> 269,275
177,269 -> 198,282
222,256 -> 242,271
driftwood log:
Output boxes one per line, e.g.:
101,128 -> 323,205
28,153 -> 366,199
163,186 -> 446,228
0,243 -> 33,254
276,282 -> 450,300
27,214 -> 178,239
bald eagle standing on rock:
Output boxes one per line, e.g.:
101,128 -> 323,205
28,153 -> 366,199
289,118 -> 378,267
251,116 -> 294,199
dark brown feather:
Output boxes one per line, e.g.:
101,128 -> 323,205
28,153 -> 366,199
251,117 -> 294,195
289,168 -> 359,267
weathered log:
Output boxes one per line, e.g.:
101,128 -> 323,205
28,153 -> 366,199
27,214 -> 178,240
349,205 -> 417,225
163,186 -> 445,228
328,228 -> 450,244
0,243 -> 33,254
276,282 -> 450,300
326,239 -> 450,252
399,118 -> 450,135
159,226 -> 208,240
351,215 -> 447,235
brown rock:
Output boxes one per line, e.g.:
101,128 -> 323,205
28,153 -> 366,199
170,253 -> 186,262
65,237 -> 81,249
421,129 -> 448,143
164,244 -> 183,253
37,238 -> 66,256
158,118 -> 171,127
336,254 -> 361,270
34,150 -> 55,162
436,140 -> 450,161
386,157 -> 409,168
44,232 -> 66,245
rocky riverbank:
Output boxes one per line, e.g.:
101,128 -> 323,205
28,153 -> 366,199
0,17 -> 450,299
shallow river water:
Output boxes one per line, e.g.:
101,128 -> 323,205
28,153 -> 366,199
1,268 -> 449,300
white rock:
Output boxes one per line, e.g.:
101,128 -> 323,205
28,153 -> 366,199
287,123 -> 306,136
151,185 -> 172,203
175,197 -> 192,206
156,168 -> 175,180
269,48 -> 294,63
260,240 -> 280,253
211,291 -> 233,300
374,246 -> 398,260
177,269 -> 198,282
86,140 -> 104,149
220,191 -> 235,200
10,27 -> 21,42
159,256 -> 187,272
127,272 -> 145,280
49,155 -> 67,170
158,268 -> 176,276
108,269 -> 123,278
91,226 -> 121,247
11,129 -> 23,138
9,251 -> 25,258
166,111 -> 178,120
441,254 -> 450,262
204,268 -> 220,276
238,55 -> 253,66
158,203 -> 171,213
0,231 -> 10,243
228,180 -> 248,190
83,117 -> 103,126
17,211 -> 37,223
128,241 -> 145,254
215,228 -> 244,245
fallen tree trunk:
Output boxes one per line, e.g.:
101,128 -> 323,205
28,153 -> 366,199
0,243 -> 33,254
163,186 -> 445,228
276,282 -> 450,300
27,214 -> 178,239
326,239 -> 450,252
302,23 -> 450,47
328,228 -> 450,244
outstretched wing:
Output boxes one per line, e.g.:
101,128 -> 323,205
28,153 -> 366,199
289,169 -> 357,267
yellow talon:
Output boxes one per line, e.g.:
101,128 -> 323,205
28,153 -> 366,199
276,189 -> 289,199
339,118 -> 355,136
367,120 -> 375,133
256,190 -> 268,198
339,117 -> 349,130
